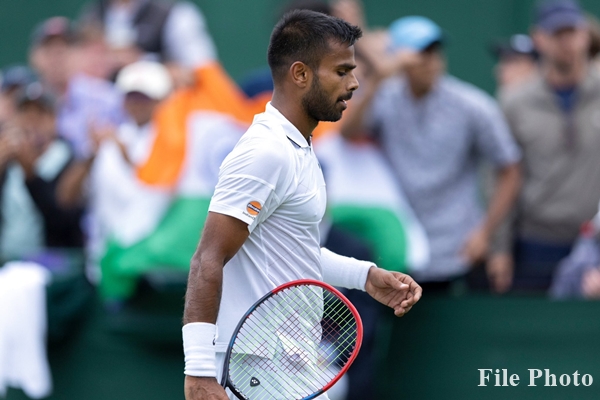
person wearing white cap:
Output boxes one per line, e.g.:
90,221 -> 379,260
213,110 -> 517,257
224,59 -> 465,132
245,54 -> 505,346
55,61 -> 174,276
88,60 -> 173,259
115,60 -> 172,133
341,16 -> 522,294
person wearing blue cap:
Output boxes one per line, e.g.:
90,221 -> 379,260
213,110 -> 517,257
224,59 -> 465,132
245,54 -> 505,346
341,16 -> 522,293
490,0 -> 600,292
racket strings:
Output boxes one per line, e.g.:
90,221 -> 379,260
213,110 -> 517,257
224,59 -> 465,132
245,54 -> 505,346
227,284 -> 359,399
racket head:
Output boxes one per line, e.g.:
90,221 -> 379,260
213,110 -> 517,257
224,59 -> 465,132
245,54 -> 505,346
221,279 -> 363,400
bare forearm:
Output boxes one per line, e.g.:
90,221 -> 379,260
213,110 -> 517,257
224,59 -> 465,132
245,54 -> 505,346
182,212 -> 250,324
482,163 -> 521,236
56,159 -> 94,207
183,255 -> 224,325
339,77 -> 380,140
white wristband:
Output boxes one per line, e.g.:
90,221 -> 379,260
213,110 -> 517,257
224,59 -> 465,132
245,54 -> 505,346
183,322 -> 218,377
320,247 -> 373,291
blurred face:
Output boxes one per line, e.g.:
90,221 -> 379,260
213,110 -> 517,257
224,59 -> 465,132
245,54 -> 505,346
30,36 -> 70,87
69,40 -> 114,80
124,92 -> 159,126
0,93 -> 17,124
495,54 -> 538,89
302,40 -> 359,122
404,43 -> 445,96
533,26 -> 590,73
15,102 -> 56,152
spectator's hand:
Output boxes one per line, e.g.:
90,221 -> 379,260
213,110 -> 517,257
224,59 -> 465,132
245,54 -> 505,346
184,376 -> 228,400
461,227 -> 490,266
90,124 -> 115,151
365,267 -> 422,317
0,125 -> 20,170
359,31 -> 422,81
581,268 -> 600,299
91,125 -> 134,165
166,62 -> 195,89
486,253 -> 514,294
331,0 -> 366,29
15,133 -> 39,179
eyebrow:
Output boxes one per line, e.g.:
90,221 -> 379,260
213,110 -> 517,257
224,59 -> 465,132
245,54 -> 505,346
337,63 -> 357,70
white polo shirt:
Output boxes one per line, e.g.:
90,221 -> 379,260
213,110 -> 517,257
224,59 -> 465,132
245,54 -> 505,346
209,103 -> 327,352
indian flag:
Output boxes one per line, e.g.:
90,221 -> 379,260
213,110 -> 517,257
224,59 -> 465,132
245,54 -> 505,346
91,63 -> 270,301
315,134 -> 429,273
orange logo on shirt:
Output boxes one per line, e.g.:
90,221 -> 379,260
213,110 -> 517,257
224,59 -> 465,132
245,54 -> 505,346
246,201 -> 262,216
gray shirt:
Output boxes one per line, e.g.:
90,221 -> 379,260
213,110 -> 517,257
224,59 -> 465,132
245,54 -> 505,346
496,69 -> 600,251
367,75 -> 521,281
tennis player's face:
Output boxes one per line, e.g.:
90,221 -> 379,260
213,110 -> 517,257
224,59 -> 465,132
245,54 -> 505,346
302,41 -> 358,122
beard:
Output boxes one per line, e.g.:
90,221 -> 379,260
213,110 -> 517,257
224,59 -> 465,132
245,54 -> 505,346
301,75 -> 347,122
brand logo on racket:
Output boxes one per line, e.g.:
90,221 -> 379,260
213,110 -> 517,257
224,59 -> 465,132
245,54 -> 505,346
250,377 -> 260,387
246,201 -> 262,216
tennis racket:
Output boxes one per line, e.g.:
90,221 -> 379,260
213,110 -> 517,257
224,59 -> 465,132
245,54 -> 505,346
220,279 -> 363,400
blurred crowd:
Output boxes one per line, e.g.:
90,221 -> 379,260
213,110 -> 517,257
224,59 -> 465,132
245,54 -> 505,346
2,0 -> 600,398
1,0 -> 600,300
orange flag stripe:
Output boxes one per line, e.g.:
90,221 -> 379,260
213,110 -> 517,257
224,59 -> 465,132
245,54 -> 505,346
136,62 -> 271,187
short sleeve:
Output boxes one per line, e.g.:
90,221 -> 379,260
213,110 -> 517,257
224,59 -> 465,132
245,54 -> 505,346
470,93 -> 522,167
208,135 -> 291,233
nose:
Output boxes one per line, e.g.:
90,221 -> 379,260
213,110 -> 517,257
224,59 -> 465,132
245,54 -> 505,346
348,71 -> 359,92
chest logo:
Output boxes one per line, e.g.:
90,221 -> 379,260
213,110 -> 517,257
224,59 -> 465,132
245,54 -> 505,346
246,201 -> 262,216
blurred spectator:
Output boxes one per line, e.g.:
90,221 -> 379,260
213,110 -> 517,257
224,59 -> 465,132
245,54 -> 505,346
59,59 -> 260,301
587,14 -> 600,59
492,0 -> 600,292
29,17 -> 126,160
550,211 -> 600,299
491,34 -> 539,100
341,16 -> 522,292
588,14 -> 600,71
0,85 -> 83,261
0,65 -> 37,125
90,60 -> 173,248
79,0 -> 217,86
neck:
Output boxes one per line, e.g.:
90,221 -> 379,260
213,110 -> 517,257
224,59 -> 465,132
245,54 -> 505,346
543,58 -> 588,89
46,79 -> 69,98
271,90 -> 317,142
408,81 -> 433,99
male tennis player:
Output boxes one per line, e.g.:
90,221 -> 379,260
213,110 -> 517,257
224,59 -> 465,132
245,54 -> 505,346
183,10 -> 422,400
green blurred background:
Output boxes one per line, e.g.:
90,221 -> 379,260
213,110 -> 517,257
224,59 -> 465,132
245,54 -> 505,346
2,0 -> 600,93
4,1 -> 600,399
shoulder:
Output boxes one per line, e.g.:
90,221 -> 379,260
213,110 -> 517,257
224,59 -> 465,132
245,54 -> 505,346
221,120 -> 294,174
168,1 -> 203,20
439,76 -> 510,126
440,76 -> 498,111
499,74 -> 545,114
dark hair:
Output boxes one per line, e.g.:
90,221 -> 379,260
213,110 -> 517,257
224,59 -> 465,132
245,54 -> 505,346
267,9 -> 362,82
280,0 -> 332,17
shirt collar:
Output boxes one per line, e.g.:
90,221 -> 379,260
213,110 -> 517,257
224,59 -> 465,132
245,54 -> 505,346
264,102 -> 310,148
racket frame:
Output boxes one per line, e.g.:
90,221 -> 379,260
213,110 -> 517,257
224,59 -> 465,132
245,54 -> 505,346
220,279 -> 364,400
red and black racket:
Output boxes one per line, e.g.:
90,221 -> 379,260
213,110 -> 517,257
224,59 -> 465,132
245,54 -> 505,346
220,279 -> 363,400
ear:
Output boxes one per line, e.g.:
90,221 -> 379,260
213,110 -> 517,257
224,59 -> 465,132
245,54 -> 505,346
530,28 -> 544,52
29,48 -> 43,71
289,61 -> 312,89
